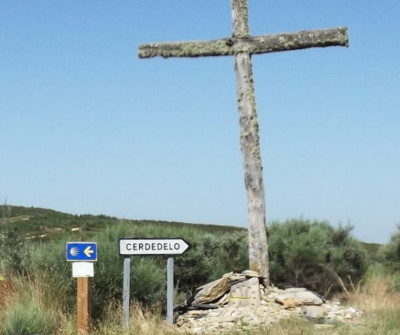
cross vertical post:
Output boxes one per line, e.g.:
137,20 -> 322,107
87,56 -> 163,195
231,0 -> 269,283
138,0 -> 349,284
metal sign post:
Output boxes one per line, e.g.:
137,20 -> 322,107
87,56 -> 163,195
118,238 -> 190,326
122,257 -> 131,328
66,242 -> 98,335
166,257 -> 174,324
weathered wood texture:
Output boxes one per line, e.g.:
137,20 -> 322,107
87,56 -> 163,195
138,0 -> 349,285
231,0 -> 269,284
235,51 -> 269,283
138,27 -> 348,59
232,0 -> 250,38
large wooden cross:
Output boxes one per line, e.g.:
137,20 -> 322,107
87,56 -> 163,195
138,0 -> 348,284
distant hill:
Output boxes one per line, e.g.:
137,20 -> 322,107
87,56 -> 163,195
1,205 -> 382,261
0,204 -> 245,239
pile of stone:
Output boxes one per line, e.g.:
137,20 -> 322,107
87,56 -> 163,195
175,271 -> 362,334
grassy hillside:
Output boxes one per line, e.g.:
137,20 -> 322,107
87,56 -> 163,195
0,204 -> 245,240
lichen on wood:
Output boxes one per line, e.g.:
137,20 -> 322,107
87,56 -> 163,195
232,0 -> 250,38
138,27 -> 348,59
234,52 -> 269,283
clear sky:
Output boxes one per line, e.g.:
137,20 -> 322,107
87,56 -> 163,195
1,1 -> 399,244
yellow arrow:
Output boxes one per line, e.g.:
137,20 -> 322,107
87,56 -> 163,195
84,246 -> 94,258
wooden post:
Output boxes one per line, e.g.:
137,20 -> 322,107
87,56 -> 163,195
138,0 -> 349,284
77,277 -> 91,334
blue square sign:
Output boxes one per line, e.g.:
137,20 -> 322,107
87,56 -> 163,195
66,242 -> 97,262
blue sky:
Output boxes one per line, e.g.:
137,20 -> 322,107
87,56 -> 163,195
1,1 -> 399,244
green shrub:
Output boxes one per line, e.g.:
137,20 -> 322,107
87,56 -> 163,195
0,204 -> 29,274
174,230 -> 248,293
379,224 -> 400,272
1,300 -> 57,335
268,219 -> 367,296
130,258 -> 165,304
25,238 -> 75,312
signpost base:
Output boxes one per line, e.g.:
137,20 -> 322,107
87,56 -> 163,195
77,277 -> 91,334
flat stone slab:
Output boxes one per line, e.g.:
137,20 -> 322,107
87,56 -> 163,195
275,288 -> 323,307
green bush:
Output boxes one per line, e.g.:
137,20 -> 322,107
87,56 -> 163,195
0,204 -> 29,274
377,224 -> 400,291
26,237 -> 75,312
1,300 -> 57,335
268,219 -> 367,296
174,230 -> 248,294
130,258 -> 165,304
379,224 -> 400,271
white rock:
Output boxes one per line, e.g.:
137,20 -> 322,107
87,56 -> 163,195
275,289 -> 324,306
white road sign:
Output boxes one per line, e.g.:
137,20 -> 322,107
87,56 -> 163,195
119,238 -> 190,256
72,262 -> 94,278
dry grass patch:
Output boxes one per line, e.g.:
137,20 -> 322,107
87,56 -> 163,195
78,302 -> 187,335
346,275 -> 400,312
0,276 -> 14,308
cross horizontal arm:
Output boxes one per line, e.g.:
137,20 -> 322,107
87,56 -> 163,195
138,27 -> 348,59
